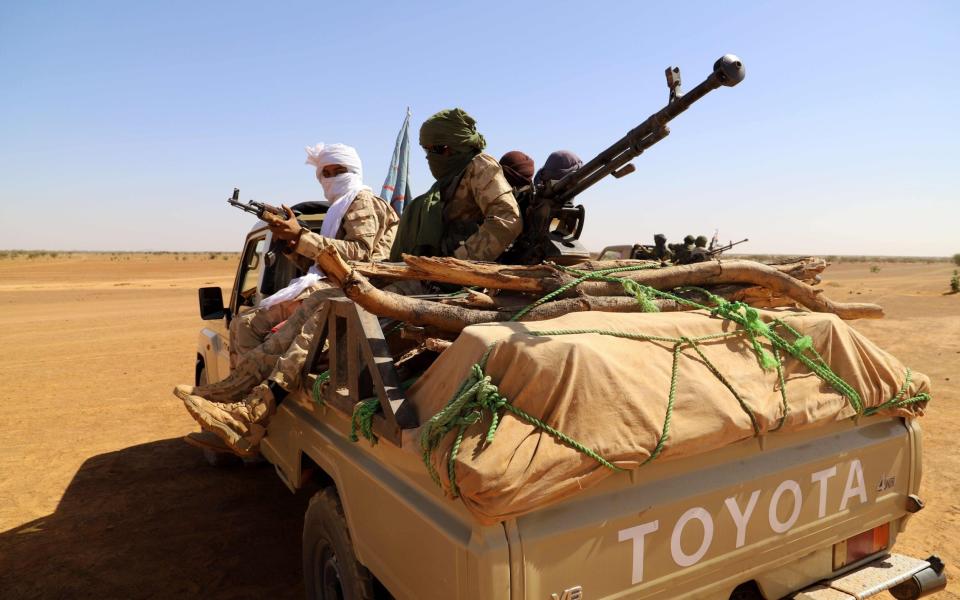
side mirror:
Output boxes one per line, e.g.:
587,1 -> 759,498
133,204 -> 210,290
198,287 -> 228,320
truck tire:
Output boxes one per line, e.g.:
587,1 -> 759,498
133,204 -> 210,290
303,488 -> 374,600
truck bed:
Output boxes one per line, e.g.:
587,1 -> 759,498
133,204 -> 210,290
263,393 -> 921,600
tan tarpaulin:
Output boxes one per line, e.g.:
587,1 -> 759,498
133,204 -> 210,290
404,309 -> 929,524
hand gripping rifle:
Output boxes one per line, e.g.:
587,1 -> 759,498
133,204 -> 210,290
504,54 -> 746,265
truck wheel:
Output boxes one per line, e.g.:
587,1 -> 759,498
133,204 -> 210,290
303,488 -> 374,600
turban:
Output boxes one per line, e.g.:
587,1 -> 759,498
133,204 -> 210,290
420,108 -> 487,180
499,151 -> 535,188
305,142 -> 364,179
304,143 -> 373,239
534,150 -> 583,186
419,108 -> 487,152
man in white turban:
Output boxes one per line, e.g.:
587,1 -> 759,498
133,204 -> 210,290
175,143 -> 398,457
228,143 -> 397,360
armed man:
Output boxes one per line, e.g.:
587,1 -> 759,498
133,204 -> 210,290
499,150 -> 535,190
499,150 -> 536,216
174,143 -> 398,456
226,144 -> 398,364
391,108 -> 522,263
689,235 -> 710,262
631,233 -> 672,263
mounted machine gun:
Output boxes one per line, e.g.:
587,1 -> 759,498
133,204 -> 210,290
505,54 -> 746,265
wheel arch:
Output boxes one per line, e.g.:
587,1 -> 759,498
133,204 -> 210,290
195,353 -> 206,386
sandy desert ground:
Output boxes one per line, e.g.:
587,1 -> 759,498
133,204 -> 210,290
0,254 -> 957,599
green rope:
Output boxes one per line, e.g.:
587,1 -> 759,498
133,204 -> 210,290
636,282 -> 866,414
347,377 -> 421,448
864,369 -> 931,416
509,263 -> 660,322
771,345 -> 789,431
350,397 -> 381,445
644,341 -> 680,464
414,260 -> 929,497
311,370 -> 330,405
311,367 -> 379,444
684,336 -> 761,436
419,346 -> 623,498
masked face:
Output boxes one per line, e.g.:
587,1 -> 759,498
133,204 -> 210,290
424,147 -> 475,181
320,172 -> 357,203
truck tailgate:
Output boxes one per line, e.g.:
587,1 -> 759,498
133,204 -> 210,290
511,417 -> 917,600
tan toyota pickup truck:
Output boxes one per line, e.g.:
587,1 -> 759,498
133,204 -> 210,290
192,216 -> 946,600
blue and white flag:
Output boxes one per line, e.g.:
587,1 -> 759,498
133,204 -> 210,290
381,108 -> 413,214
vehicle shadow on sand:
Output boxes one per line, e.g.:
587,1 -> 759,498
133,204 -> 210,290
0,438 -> 310,599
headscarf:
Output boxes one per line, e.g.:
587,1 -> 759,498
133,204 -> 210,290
304,143 -> 374,238
499,151 -> 535,188
419,108 -> 486,180
534,150 -> 583,186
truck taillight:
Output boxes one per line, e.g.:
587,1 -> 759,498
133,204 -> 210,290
833,523 -> 890,570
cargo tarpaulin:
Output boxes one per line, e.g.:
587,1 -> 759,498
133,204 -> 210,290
404,310 -> 929,524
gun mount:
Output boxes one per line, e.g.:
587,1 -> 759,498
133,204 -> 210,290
505,54 -> 745,265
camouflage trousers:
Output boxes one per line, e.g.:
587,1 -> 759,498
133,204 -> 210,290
223,286 -> 343,399
228,282 -> 332,368
229,300 -> 299,369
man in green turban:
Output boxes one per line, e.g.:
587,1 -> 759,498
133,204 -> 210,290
391,108 -> 522,262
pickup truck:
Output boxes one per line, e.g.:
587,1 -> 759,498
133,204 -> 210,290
192,214 -> 946,600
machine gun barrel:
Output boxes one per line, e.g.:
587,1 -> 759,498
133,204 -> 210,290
548,54 -> 745,203
708,237 -> 749,256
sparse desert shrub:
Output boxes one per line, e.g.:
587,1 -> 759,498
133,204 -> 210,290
869,265 -> 880,273
209,253 -> 218,260
953,253 -> 960,267
222,255 -> 229,260
951,270 -> 960,294
48,252 -> 58,258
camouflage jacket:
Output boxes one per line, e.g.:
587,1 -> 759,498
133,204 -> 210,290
293,190 -> 398,262
443,153 -> 522,262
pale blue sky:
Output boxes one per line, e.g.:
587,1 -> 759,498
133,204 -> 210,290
1,1 -> 957,255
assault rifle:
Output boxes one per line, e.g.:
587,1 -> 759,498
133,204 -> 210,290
504,54 -> 745,265
226,188 -> 288,220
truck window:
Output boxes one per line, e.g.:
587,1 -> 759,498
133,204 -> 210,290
261,245 -> 304,297
237,236 -> 266,310
599,249 -> 622,260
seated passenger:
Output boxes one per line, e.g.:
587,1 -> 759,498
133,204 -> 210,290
499,150 -> 535,189
174,143 -> 397,457
499,150 -> 536,217
390,108 -> 522,262
228,143 -> 397,364
534,150 -> 582,188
